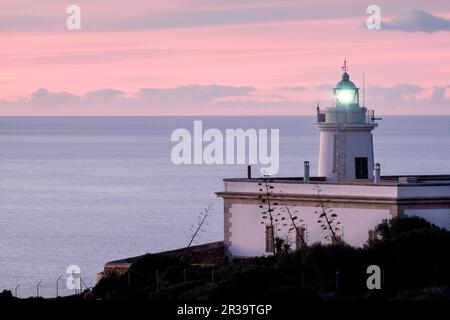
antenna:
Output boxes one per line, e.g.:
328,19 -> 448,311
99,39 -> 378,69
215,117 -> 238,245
342,59 -> 348,73
363,72 -> 365,108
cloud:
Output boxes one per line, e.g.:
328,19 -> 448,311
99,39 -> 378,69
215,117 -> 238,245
367,84 -> 424,99
16,88 -> 126,107
122,6 -> 311,30
1,83 -> 448,115
29,88 -> 81,106
137,84 -> 254,101
429,86 -> 450,104
0,85 -> 255,110
365,84 -> 450,110
0,1 -> 361,32
310,82 -> 450,111
280,86 -> 307,91
382,9 -> 450,33
314,83 -> 334,91
84,89 -> 126,103
0,84 -> 323,114
133,85 -> 255,110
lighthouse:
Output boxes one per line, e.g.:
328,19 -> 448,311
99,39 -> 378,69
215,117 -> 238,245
316,61 -> 377,181
217,63 -> 450,258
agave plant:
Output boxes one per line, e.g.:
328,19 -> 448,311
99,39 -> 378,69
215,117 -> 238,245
313,185 -> 342,243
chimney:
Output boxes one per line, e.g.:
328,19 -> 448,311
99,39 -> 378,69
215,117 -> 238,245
374,163 -> 381,184
247,165 -> 252,179
304,161 -> 310,181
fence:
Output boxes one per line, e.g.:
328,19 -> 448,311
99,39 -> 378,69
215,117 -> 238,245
5,275 -> 94,299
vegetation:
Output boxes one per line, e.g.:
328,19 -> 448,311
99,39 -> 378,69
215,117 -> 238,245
181,201 -> 213,262
92,216 -> 450,301
313,185 -> 342,243
258,177 -> 306,254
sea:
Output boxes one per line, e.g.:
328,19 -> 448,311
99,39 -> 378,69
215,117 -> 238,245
0,116 -> 449,297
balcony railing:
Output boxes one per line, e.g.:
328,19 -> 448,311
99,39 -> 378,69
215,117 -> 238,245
316,107 -> 378,124
316,108 -> 326,123
366,109 -> 375,123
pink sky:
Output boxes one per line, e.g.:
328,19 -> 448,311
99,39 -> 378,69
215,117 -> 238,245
0,0 -> 449,115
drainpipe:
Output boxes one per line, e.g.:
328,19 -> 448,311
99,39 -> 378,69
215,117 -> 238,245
374,163 -> 381,184
304,161 -> 310,181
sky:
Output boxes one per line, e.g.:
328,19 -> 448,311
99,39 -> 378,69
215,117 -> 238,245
0,0 -> 449,115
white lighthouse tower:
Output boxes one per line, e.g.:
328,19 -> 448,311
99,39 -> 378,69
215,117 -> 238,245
316,61 -> 377,181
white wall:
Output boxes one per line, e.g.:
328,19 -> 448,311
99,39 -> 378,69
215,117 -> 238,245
318,130 -> 335,179
228,203 -> 392,257
318,128 -> 374,181
343,131 -> 375,180
223,181 -> 450,258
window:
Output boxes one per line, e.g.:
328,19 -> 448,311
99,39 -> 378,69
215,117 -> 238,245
295,225 -> 306,249
265,225 -> 274,253
355,157 -> 368,179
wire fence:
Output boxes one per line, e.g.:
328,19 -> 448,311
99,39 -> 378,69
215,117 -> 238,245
4,274 -> 95,299
6,265 -> 450,299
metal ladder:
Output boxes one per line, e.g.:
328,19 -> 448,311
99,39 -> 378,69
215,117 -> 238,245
335,130 -> 346,180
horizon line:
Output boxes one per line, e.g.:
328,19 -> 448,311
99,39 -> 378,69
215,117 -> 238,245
1,114 -> 449,117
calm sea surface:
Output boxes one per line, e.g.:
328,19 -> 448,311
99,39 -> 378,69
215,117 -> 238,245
0,116 -> 449,297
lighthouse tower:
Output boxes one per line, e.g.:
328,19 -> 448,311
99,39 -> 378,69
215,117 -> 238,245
315,62 -> 377,181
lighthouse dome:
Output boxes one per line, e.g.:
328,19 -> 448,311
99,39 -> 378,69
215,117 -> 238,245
336,72 -> 357,90
333,70 -> 360,107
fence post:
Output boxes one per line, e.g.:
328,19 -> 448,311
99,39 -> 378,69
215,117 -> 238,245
56,276 -> 62,297
14,284 -> 20,298
37,281 -> 42,297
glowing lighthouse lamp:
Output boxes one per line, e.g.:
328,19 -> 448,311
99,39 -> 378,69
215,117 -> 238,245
333,60 -> 360,107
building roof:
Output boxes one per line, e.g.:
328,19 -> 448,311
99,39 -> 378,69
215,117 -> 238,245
222,175 -> 450,187
102,241 -> 225,274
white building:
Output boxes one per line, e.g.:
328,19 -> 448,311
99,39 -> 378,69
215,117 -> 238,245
216,64 -> 450,258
